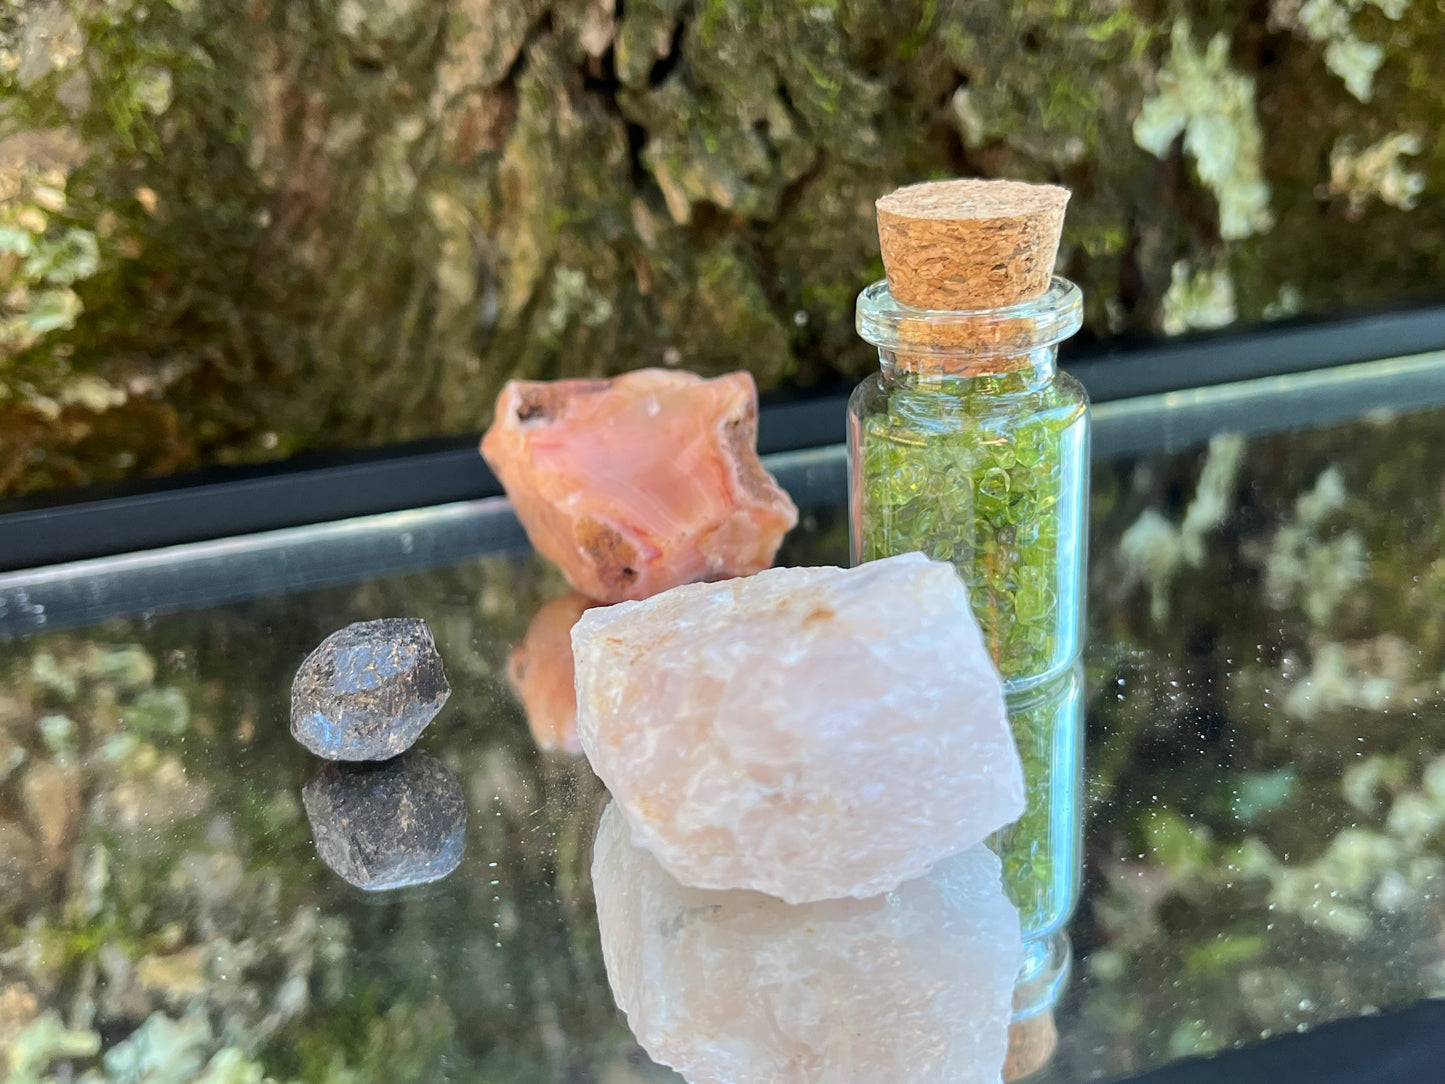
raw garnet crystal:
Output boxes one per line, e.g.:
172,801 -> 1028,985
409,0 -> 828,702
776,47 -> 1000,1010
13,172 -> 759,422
290,618 -> 450,761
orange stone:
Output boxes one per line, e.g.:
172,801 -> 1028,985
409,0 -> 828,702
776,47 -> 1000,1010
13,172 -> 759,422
481,370 -> 799,603
508,591 -> 593,755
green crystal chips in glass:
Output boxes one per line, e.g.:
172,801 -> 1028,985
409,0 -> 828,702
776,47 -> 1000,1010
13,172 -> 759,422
853,370 -> 1088,687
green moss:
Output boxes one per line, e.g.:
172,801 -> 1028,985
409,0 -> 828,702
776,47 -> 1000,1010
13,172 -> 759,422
0,167 -> 100,378
123,687 -> 190,738
275,996 -> 456,1084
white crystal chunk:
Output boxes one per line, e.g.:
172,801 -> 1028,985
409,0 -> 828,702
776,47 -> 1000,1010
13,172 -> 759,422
574,552 -> 1024,902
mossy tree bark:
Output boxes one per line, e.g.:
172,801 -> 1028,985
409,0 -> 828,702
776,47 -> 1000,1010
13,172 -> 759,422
1,0 -> 1441,496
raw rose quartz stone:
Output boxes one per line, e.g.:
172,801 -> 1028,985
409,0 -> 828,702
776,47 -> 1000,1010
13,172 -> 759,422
480,369 -> 798,603
507,591 -> 593,754
574,552 -> 1024,903
593,802 -> 1024,1084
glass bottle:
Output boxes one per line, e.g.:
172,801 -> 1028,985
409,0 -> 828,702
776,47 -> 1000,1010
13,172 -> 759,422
847,275 -> 1089,987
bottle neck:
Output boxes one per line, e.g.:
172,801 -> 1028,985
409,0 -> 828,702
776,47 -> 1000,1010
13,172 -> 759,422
878,346 -> 1059,392
856,276 -> 1081,392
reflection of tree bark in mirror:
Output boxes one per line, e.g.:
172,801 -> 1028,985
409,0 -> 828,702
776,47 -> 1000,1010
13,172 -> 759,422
2,400 -> 1442,1077
592,801 -> 1024,1084
0,552 -> 621,1079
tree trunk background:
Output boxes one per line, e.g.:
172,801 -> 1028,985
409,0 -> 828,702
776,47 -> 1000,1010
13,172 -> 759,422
2,0 -> 1442,496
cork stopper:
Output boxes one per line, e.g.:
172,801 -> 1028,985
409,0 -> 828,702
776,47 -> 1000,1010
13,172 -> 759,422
1003,1009 -> 1059,1081
868,179 -> 1072,374
877,179 -> 1069,310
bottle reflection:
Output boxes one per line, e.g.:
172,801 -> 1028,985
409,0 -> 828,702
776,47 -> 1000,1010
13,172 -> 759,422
992,661 -> 1085,1010
507,591 -> 594,755
592,801 -> 1049,1084
302,751 -> 467,891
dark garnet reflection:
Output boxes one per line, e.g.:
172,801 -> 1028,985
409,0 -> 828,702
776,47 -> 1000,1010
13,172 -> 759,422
302,751 -> 466,891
